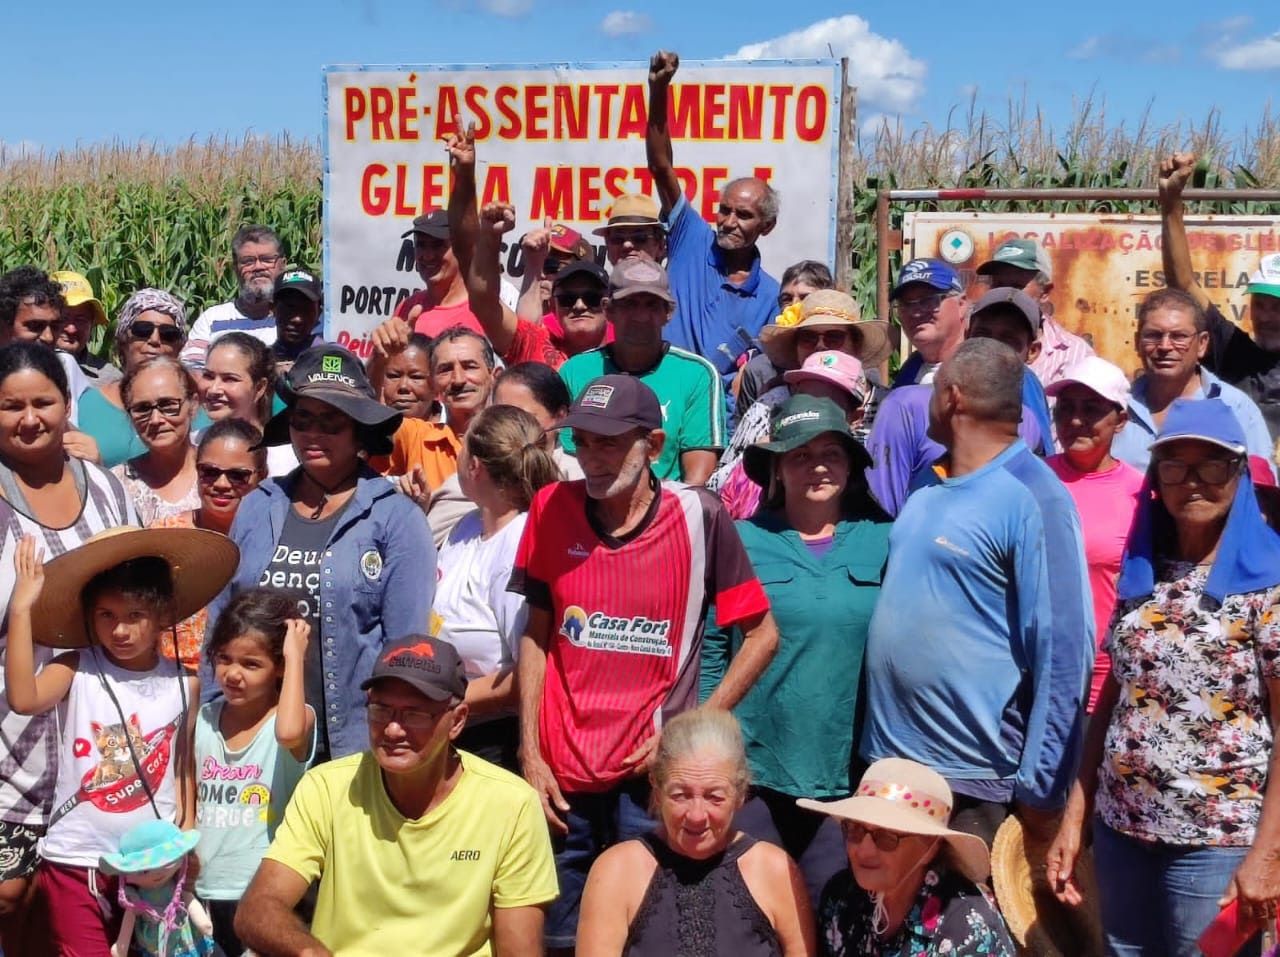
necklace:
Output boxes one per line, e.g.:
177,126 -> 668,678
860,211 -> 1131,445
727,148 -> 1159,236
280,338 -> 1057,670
299,467 -> 359,520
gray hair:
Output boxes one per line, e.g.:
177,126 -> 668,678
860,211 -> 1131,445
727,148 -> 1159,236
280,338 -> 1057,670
780,260 -> 833,291
114,288 -> 188,346
723,177 -> 780,227
231,225 -> 282,259
937,338 -> 1024,424
652,708 -> 750,797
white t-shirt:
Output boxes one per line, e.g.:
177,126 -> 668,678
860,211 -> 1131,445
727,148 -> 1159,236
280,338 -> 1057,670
181,301 -> 277,370
434,510 -> 528,679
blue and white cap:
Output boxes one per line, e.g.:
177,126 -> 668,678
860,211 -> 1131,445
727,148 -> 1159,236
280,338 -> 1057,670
890,259 -> 965,300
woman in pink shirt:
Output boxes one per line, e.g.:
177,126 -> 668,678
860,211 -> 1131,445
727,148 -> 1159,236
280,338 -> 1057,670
1046,357 -> 1146,712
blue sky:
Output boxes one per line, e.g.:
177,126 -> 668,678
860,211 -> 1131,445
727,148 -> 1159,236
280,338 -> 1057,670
2,1 -> 1276,155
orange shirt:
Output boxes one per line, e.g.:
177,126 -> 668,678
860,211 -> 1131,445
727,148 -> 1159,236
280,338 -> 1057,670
370,418 -> 461,491
147,510 -> 207,671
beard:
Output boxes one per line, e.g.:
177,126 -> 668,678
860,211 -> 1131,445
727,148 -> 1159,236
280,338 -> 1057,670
239,276 -> 275,305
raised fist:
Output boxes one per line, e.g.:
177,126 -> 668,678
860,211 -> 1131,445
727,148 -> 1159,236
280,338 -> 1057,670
481,203 -> 517,236
649,50 -> 679,86
1158,152 -> 1196,204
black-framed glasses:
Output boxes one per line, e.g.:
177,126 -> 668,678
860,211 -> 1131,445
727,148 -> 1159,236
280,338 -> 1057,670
1155,456 -> 1242,486
796,329 -> 852,349
604,229 -> 660,248
196,464 -> 257,487
128,321 -> 184,345
236,254 -> 282,269
17,319 -> 68,335
841,821 -> 903,851
555,290 -> 604,310
365,701 -> 450,730
289,408 -> 350,435
127,397 -> 186,422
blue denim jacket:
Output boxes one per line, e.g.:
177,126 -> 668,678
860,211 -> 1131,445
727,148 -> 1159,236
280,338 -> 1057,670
202,468 -> 436,759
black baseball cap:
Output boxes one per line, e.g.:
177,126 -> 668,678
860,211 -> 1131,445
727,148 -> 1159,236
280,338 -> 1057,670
558,375 -> 663,436
260,345 -> 401,451
360,635 -> 468,702
401,209 -> 450,239
273,267 -> 322,303
552,260 -> 608,289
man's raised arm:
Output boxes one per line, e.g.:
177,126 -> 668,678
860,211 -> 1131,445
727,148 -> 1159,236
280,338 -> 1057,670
645,50 -> 684,213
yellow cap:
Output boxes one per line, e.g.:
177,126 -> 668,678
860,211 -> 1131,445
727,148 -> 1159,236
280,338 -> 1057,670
49,271 -> 108,326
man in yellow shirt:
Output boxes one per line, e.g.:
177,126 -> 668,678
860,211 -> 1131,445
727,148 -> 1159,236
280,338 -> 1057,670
235,636 -> 557,956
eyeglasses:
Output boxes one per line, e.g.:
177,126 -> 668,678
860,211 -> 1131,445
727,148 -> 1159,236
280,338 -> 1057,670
796,329 -> 852,349
17,319 -> 67,335
365,701 -> 450,730
1155,456 -> 1242,486
893,294 -> 946,316
542,257 -> 566,277
127,398 -> 186,422
555,290 -> 605,310
196,464 -> 257,487
841,821 -> 904,851
289,408 -> 351,434
236,254 -> 282,269
605,229 -> 660,247
128,321 -> 184,345
1138,330 -> 1201,350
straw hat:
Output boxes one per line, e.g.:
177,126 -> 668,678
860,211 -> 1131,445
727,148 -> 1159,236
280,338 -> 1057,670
991,815 -> 1105,956
29,527 -> 239,649
759,290 -> 892,370
797,758 -> 991,884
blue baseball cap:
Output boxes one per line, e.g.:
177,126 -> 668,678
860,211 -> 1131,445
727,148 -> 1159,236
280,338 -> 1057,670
1150,397 -> 1247,457
891,259 -> 965,300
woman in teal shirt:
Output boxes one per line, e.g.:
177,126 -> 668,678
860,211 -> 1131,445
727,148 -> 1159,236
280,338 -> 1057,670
703,394 -> 891,908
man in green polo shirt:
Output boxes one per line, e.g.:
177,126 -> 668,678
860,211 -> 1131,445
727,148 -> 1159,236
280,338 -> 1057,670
559,258 -> 725,484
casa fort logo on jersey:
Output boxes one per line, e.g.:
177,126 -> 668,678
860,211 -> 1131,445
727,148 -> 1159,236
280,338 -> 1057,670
559,605 -> 673,657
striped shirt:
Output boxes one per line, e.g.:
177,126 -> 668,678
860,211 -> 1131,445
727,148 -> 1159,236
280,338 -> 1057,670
0,461 -> 138,827
509,479 -> 769,793
558,343 -> 727,481
180,300 -> 277,371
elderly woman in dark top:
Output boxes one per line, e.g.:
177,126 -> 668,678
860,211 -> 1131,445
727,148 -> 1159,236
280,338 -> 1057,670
577,708 -> 814,957
802,759 -> 1015,956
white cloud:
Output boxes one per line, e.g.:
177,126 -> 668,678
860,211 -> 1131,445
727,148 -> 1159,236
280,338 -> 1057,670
1067,36 -> 1104,60
1211,31 -> 1280,70
477,0 -> 532,16
729,15 -> 926,114
600,10 -> 652,37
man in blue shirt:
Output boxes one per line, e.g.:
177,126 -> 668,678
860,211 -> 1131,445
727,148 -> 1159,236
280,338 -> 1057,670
1111,287 -> 1273,472
645,50 -> 780,406
861,338 -> 1093,846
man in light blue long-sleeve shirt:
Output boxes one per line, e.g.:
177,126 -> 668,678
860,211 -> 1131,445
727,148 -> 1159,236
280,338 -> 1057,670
861,338 -> 1094,846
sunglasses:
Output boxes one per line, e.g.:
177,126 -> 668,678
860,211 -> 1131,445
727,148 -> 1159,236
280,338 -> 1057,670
796,329 -> 852,349
555,290 -> 605,309
18,319 -> 67,335
128,321 -> 184,345
127,397 -> 186,422
196,464 -> 257,487
543,257 -> 567,277
1154,456 -> 1242,486
289,408 -> 351,435
841,821 -> 904,852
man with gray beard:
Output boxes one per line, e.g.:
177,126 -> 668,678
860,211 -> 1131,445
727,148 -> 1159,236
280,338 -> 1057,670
181,224 -> 286,370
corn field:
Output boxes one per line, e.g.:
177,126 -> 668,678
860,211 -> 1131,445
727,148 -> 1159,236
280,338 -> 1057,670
2,99 -> 1278,349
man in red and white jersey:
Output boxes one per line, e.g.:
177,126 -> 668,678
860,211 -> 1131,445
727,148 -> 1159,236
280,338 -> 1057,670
509,374 -> 778,952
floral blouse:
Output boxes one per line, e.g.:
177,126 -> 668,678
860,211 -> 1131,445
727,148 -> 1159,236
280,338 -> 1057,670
1098,560 -> 1280,846
111,460 -> 201,526
818,866 -> 1015,957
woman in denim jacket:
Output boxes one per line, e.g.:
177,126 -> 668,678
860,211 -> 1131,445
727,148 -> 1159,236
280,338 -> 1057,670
204,345 -> 435,763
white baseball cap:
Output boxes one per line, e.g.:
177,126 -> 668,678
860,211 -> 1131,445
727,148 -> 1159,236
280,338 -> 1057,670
1247,252 -> 1280,299
1045,356 -> 1131,408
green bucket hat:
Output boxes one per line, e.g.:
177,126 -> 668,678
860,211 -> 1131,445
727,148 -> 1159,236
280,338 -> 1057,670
742,395 -> 870,488
100,820 -> 201,875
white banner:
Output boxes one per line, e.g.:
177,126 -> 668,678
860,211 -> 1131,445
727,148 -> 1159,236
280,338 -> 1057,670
322,59 -> 842,356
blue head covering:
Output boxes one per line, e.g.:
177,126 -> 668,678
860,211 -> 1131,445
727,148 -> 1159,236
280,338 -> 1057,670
1117,397 -> 1280,606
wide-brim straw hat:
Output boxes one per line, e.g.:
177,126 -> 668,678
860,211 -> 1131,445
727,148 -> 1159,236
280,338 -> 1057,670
29,527 -> 239,649
797,758 -> 991,885
991,815 -> 1105,956
759,289 -> 892,370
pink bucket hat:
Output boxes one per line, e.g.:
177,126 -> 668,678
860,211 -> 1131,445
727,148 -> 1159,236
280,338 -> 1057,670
783,350 -> 868,406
